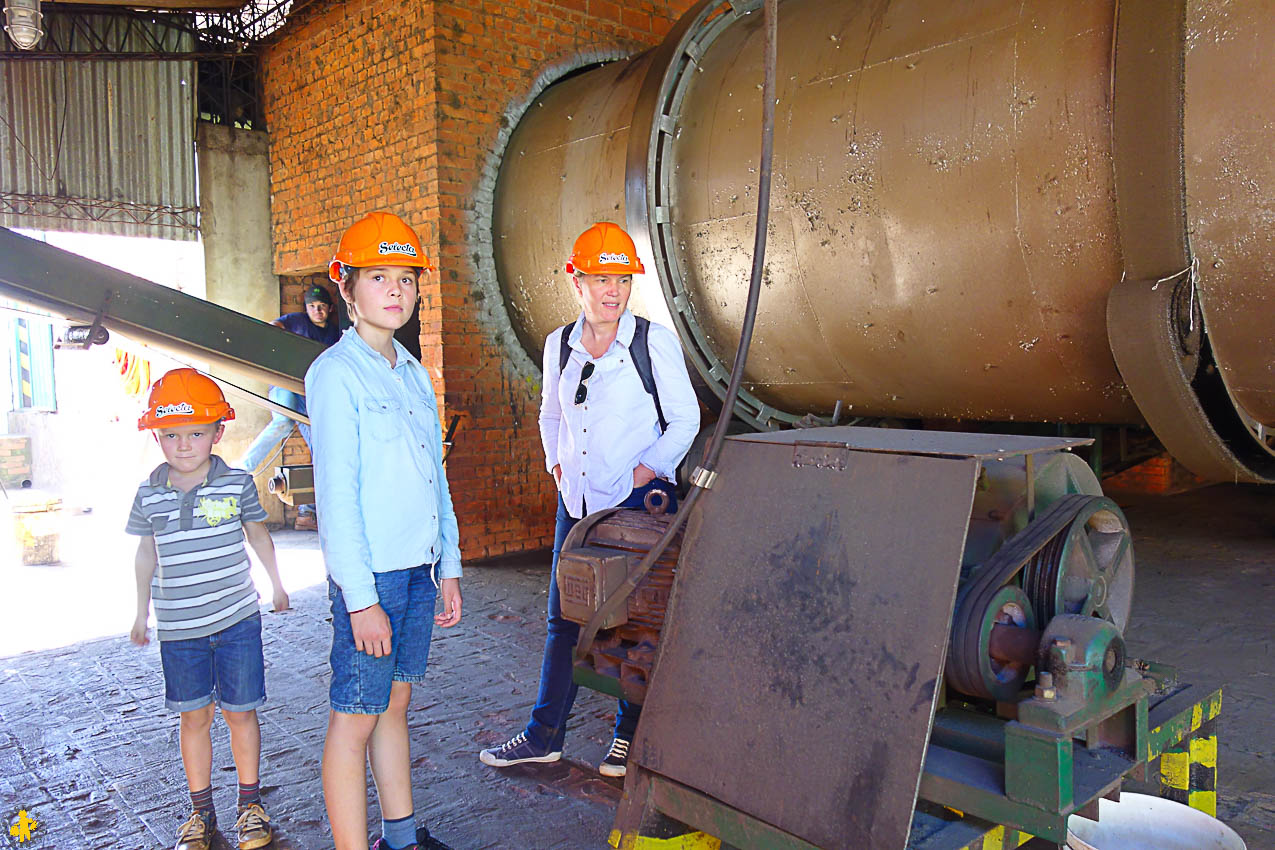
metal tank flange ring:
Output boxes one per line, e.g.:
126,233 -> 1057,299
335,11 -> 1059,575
624,0 -> 797,430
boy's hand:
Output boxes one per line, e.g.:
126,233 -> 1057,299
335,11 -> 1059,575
435,577 -> 462,628
633,463 -> 657,488
129,615 -> 150,647
272,587 -> 291,613
350,604 -> 392,657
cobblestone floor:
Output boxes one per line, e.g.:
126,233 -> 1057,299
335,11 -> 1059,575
1,483 -> 1272,850
0,524 -> 625,850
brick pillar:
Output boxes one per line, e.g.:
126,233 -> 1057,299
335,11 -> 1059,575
262,0 -> 698,559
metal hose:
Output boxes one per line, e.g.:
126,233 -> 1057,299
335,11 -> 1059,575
576,0 -> 779,660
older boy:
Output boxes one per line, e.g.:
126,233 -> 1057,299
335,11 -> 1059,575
309,212 -> 461,850
128,368 -> 290,850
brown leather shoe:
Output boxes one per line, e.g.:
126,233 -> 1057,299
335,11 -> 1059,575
235,803 -> 273,849
294,513 -> 317,532
173,810 -> 214,850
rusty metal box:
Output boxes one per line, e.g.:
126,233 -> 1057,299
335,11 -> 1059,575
557,546 -> 632,629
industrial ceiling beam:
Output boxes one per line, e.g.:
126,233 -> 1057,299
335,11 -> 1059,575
47,0 -> 245,9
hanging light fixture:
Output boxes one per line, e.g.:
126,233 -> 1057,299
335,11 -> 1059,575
4,0 -> 44,50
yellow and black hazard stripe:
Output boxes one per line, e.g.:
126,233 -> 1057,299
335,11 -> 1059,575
609,830 -> 721,850
958,824 -> 1034,850
1160,728 -> 1218,817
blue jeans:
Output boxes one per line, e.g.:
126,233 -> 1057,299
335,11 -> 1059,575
525,479 -> 678,751
159,611 -> 265,713
239,386 -> 310,472
328,563 -> 438,715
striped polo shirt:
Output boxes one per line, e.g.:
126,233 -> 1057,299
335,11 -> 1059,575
125,455 -> 268,641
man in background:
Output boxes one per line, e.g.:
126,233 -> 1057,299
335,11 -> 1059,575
238,284 -> 340,531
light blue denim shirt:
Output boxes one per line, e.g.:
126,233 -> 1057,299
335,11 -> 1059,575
305,328 -> 462,611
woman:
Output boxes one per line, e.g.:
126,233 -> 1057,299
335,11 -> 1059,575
480,222 -> 699,778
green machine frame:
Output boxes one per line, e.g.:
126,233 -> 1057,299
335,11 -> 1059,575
588,667 -> 1222,850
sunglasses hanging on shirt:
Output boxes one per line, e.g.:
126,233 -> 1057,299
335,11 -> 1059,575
574,361 -> 596,405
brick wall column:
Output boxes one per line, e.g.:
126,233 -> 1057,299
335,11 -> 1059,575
263,0 -> 697,559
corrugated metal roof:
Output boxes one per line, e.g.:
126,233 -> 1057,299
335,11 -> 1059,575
0,15 -> 197,240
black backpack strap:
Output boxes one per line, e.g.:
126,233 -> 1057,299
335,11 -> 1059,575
631,316 -> 667,433
558,320 -> 576,375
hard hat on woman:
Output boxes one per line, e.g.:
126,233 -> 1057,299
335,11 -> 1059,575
565,222 -> 645,275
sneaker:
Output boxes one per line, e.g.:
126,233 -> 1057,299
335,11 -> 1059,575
478,731 -> 561,767
370,826 -> 454,850
416,825 -> 454,850
174,809 -> 215,850
599,736 -> 630,777
235,802 -> 273,850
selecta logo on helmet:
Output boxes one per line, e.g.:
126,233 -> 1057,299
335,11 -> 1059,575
328,211 -> 434,285
154,402 -> 195,418
378,241 -> 418,257
138,368 -> 234,431
566,222 -> 646,276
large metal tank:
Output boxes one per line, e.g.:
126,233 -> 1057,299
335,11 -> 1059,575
492,0 -> 1275,482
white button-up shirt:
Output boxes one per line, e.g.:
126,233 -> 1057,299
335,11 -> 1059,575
540,310 -> 700,519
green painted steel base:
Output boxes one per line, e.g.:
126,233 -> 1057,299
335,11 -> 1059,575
607,681 -> 1223,850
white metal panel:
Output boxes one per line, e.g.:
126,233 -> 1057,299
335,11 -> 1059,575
0,15 -> 197,240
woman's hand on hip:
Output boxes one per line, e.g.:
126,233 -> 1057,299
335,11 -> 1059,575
633,463 -> 657,488
350,604 -> 392,657
435,577 -> 462,628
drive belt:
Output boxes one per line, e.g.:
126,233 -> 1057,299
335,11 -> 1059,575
945,494 -> 1093,699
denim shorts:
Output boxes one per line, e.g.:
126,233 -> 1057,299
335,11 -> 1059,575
329,562 -> 438,715
159,611 -> 265,713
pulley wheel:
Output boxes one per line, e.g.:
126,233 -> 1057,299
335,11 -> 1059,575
947,584 -> 1037,702
1023,496 -> 1134,632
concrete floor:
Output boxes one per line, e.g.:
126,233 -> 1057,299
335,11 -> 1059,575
0,483 -> 1271,849
1116,483 -> 1275,843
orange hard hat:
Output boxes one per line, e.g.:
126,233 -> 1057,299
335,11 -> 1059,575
138,368 -> 234,431
328,211 -> 434,284
565,222 -> 645,275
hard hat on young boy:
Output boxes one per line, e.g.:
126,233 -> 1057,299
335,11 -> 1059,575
327,211 -> 436,285
137,368 -> 234,431
565,222 -> 645,275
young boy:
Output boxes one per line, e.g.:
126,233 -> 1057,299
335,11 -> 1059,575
127,367 -> 290,850
308,212 -> 462,850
